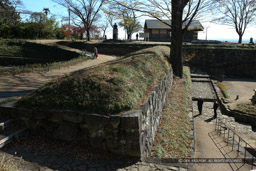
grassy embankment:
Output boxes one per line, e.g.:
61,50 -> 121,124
151,66 -> 191,158
0,39 -> 89,75
217,82 -> 230,99
17,46 -> 170,114
235,103 -> 256,116
216,82 -> 256,115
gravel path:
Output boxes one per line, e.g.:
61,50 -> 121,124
191,82 -> 216,99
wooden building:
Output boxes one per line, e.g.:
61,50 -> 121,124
143,19 -> 204,42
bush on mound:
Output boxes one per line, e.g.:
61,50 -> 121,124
17,46 -> 170,114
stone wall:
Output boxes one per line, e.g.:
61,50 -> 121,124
184,48 -> 256,78
0,67 -> 173,159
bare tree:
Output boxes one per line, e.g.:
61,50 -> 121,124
99,20 -> 109,38
112,0 -> 212,34
111,0 -> 214,77
102,4 -> 116,28
107,0 -> 143,40
117,3 -> 142,40
53,0 -> 106,41
214,0 -> 256,43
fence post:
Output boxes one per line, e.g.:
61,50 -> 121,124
232,131 -> 235,151
244,143 -> 247,162
227,129 -> 230,145
238,137 -> 241,156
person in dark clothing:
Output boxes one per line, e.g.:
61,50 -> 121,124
213,99 -> 219,118
197,96 -> 203,115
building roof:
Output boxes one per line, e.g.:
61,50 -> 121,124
145,19 -> 204,31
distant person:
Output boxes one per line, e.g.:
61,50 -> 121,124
94,47 -> 98,59
250,38 -> 254,45
253,89 -> 256,103
213,99 -> 219,118
197,96 -> 204,115
136,33 -> 138,41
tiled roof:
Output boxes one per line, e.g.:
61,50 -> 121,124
145,19 -> 204,31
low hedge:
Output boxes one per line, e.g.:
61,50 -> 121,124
17,46 -> 170,114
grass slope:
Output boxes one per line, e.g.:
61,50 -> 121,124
0,39 -> 88,75
17,46 -> 170,114
235,103 -> 256,116
151,67 -> 191,158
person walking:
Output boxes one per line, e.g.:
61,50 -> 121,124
213,99 -> 219,118
94,47 -> 98,59
197,96 -> 203,115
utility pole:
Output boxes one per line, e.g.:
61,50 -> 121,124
68,8 -> 71,26
205,26 -> 210,40
68,8 -> 71,40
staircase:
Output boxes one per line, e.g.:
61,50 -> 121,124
0,119 -> 26,148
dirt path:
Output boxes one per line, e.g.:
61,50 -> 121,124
222,77 -> 256,109
193,119 -> 232,171
192,102 -> 252,171
0,54 -> 117,101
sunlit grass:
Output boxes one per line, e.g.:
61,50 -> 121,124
17,46 -> 170,115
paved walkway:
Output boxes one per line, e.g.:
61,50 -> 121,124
0,54 -> 117,102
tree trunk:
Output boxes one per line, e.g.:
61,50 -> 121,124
127,33 -> 131,40
238,34 -> 242,43
171,0 -> 183,78
86,30 -> 90,41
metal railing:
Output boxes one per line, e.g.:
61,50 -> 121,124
215,118 -> 256,169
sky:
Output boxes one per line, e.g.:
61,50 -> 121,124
20,0 -> 256,43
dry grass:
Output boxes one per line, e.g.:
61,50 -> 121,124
217,82 -> 230,99
151,66 -> 191,158
0,155 -> 17,171
235,103 -> 256,115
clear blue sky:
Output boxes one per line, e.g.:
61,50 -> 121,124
21,0 -> 68,21
21,0 -> 255,42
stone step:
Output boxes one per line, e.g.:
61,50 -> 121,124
191,78 -> 211,82
190,74 -> 210,78
0,119 -> 13,132
0,128 -> 26,148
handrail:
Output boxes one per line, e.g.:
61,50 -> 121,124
215,118 -> 256,169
